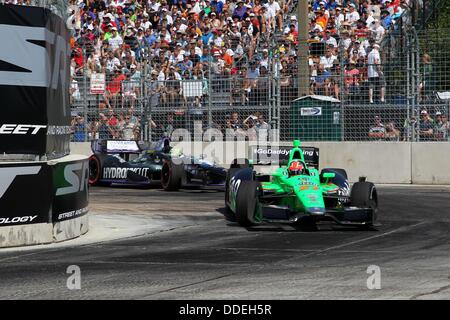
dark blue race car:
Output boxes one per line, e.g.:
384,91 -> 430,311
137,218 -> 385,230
88,137 -> 227,191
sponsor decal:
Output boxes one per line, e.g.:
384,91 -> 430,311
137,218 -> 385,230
0,124 -> 46,135
254,147 -> 318,158
300,107 -> 322,116
103,167 -> 149,179
254,148 -> 290,156
229,176 -> 241,211
47,125 -> 72,135
337,181 -> 351,203
57,207 -> 88,221
106,140 -> 140,153
0,215 -> 38,225
0,25 -> 69,90
56,162 -> 89,196
0,166 -> 42,198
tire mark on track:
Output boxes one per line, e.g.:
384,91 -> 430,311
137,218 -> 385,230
410,283 -> 450,300
137,273 -> 234,299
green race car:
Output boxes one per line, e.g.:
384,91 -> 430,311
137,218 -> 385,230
224,140 -> 378,229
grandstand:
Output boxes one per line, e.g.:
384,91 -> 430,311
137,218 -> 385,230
36,0 -> 448,142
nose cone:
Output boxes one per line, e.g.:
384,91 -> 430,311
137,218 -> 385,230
306,207 -> 326,215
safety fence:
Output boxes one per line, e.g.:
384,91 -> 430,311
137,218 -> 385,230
70,28 -> 450,143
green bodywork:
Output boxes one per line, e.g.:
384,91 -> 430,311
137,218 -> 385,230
260,140 -> 339,214
231,140 -> 342,218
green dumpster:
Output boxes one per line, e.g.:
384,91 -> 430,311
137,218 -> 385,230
290,95 -> 341,141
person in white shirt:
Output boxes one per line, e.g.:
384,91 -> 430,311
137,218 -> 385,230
346,4 -> 360,24
367,44 -> 385,103
266,0 -> 282,31
324,31 -> 338,48
108,27 -> 123,51
320,49 -> 337,70
106,51 -> 121,73
162,8 -> 173,25
339,31 -> 352,50
370,20 -> 385,43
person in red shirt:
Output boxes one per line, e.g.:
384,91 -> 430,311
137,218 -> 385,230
104,68 -> 126,108
100,15 -> 117,33
286,24 -> 298,45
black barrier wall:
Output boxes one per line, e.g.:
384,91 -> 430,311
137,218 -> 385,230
0,4 -> 71,158
0,158 -> 89,227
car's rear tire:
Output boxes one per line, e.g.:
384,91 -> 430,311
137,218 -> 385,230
88,155 -> 110,186
350,181 -> 378,225
235,181 -> 262,227
161,160 -> 183,191
230,158 -> 250,168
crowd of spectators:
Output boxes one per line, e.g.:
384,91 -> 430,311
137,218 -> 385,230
368,109 -> 450,141
60,0 -> 437,141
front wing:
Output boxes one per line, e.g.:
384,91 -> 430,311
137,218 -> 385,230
260,204 -> 375,226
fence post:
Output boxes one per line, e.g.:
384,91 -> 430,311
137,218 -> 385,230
82,45 -> 88,142
339,40 -> 345,141
406,31 -> 411,142
207,56 -> 212,128
141,61 -> 148,142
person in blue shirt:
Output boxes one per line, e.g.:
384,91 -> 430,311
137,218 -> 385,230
381,10 -> 393,29
71,115 -> 87,142
313,64 -> 331,95
201,27 -> 214,46
144,29 -> 157,47
210,0 -> 224,14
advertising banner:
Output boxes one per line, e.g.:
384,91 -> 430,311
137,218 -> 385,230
51,158 -> 89,223
0,5 -> 71,157
0,163 -> 53,226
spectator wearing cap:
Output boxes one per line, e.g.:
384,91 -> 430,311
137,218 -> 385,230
433,111 -> 448,141
346,3 -> 360,24
106,50 -> 121,73
222,49 -> 235,72
211,51 -> 224,75
368,116 -> 386,140
370,19 -> 385,43
418,110 -> 434,141
108,26 -> 123,50
232,1 -> 248,20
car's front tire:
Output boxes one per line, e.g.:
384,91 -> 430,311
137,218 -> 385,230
350,181 -> 378,225
235,181 -> 262,227
225,158 -> 251,214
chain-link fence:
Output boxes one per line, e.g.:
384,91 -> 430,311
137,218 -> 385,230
71,26 -> 450,144
68,1 -> 450,143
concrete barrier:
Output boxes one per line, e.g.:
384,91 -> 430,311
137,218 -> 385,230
69,141 -> 449,184
70,142 -> 93,157
412,142 -> 450,184
282,142 -> 412,184
0,154 -> 89,248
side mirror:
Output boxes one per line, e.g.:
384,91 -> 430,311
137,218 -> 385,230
322,172 -> 335,179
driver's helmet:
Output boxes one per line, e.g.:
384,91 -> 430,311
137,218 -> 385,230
288,161 -> 304,176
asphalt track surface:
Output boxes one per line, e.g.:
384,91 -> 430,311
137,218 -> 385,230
0,185 -> 449,299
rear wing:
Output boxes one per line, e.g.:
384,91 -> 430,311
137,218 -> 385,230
249,145 -> 320,169
91,140 -> 142,154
